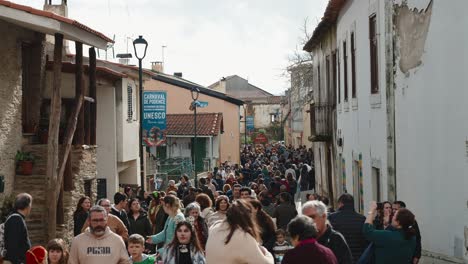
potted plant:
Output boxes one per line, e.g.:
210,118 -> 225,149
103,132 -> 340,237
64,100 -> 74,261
15,151 -> 35,175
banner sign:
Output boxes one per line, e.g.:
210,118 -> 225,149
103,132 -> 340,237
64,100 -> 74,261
143,91 -> 167,146
254,133 -> 268,144
246,116 -> 254,131
197,101 -> 209,108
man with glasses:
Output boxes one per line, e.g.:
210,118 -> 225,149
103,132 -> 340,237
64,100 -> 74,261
69,205 -> 130,264
81,199 -> 129,242
302,200 -> 352,264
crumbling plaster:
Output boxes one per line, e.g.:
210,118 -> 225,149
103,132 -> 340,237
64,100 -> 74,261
394,0 -> 433,74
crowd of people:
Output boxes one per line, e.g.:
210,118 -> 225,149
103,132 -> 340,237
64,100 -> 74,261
1,143 -> 422,264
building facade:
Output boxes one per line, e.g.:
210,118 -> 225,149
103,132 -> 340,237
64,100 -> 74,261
304,0 -> 468,262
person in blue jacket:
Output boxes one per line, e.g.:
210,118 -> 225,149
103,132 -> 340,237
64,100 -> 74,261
146,195 -> 185,255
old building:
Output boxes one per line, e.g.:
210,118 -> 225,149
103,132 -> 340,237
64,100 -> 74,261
286,63 -> 314,148
146,72 -> 244,173
304,0 -> 468,262
209,75 -> 284,144
0,0 -> 112,243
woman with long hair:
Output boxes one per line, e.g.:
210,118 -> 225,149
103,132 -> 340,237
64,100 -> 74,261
249,199 -> 276,252
128,198 -> 152,240
184,202 -> 209,250
363,201 -> 417,263
46,238 -> 69,264
161,221 -> 206,264
195,193 -> 214,225
208,195 -> 229,227
206,199 -> 274,264
374,201 -> 393,230
73,196 -> 91,236
147,195 -> 185,254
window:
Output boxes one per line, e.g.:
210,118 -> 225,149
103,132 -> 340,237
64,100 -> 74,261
372,167 -> 381,201
353,160 -> 362,212
84,179 -> 93,198
337,50 -> 341,104
332,52 -> 337,105
310,104 -> 315,136
343,40 -> 349,101
326,55 -> 331,103
351,32 -> 357,98
369,14 -> 379,94
127,84 -> 134,121
270,114 -> 279,123
317,64 -> 321,103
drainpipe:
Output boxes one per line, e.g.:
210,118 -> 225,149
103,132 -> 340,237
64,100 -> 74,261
384,0 -> 397,201
210,136 -> 214,171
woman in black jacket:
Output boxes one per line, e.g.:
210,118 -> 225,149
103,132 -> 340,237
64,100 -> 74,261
73,196 -> 91,236
128,198 -> 152,242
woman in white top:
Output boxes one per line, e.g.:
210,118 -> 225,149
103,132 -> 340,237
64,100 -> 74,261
205,199 -> 274,264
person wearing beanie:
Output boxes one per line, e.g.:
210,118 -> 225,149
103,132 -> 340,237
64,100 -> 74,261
26,246 -> 47,264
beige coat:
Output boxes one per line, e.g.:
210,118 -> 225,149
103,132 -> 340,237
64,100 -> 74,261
206,221 -> 274,264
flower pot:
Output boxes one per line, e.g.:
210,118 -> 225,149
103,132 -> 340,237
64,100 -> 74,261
17,161 -> 33,175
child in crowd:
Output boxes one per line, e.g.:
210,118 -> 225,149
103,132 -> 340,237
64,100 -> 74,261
272,229 -> 293,264
128,234 -> 156,264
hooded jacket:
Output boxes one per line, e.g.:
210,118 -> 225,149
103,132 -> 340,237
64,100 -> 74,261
69,227 -> 130,264
128,211 -> 152,238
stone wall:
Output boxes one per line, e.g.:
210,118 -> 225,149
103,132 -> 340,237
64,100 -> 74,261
59,145 -> 97,244
0,21 -> 44,196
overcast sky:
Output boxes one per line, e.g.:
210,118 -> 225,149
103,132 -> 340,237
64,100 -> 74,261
13,0 -> 327,95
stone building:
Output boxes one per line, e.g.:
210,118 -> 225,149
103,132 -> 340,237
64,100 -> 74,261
0,0 -> 112,244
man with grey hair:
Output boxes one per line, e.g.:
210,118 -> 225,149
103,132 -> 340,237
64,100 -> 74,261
69,206 -> 130,264
302,200 -> 352,264
80,199 -> 129,241
4,193 -> 32,264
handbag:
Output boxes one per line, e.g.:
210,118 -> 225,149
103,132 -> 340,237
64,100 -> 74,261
356,243 -> 376,264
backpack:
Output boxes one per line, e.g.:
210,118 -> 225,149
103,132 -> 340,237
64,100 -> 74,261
0,213 -> 19,258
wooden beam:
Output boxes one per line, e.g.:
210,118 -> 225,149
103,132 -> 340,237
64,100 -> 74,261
74,43 -> 85,145
89,47 -> 97,145
46,33 -> 63,241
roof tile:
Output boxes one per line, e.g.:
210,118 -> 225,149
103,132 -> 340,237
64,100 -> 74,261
167,113 -> 223,136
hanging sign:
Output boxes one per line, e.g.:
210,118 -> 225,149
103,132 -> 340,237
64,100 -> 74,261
143,91 -> 167,146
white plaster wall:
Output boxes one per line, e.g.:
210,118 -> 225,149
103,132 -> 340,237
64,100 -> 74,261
116,78 -> 140,163
96,85 -> 118,199
394,0 -> 468,260
336,0 -> 389,211
252,104 -> 281,129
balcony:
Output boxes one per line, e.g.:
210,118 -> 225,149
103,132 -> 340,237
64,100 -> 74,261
308,103 -> 334,142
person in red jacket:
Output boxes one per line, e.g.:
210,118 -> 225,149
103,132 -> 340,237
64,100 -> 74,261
282,215 -> 337,264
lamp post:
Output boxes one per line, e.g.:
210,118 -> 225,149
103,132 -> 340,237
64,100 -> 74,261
191,87 -> 200,187
133,35 -> 148,191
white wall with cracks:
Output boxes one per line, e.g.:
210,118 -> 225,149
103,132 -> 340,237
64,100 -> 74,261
394,0 -> 468,262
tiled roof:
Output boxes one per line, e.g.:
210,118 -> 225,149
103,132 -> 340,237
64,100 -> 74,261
0,0 -> 113,43
167,113 -> 223,136
303,0 -> 346,51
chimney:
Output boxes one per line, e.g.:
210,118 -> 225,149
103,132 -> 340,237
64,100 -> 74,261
218,77 -> 227,93
174,72 -> 183,78
44,1 -> 69,54
151,61 -> 164,73
116,53 -> 132,65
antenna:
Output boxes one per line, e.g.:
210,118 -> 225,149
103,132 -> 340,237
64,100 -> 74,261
162,45 -> 167,65
104,34 -> 116,60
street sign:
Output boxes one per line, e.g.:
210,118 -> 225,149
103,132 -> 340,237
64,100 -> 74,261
143,91 -> 167,146
246,116 -> 254,131
197,101 -> 209,108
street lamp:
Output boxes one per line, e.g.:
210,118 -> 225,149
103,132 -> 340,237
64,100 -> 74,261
133,35 -> 148,191
191,87 -> 200,187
